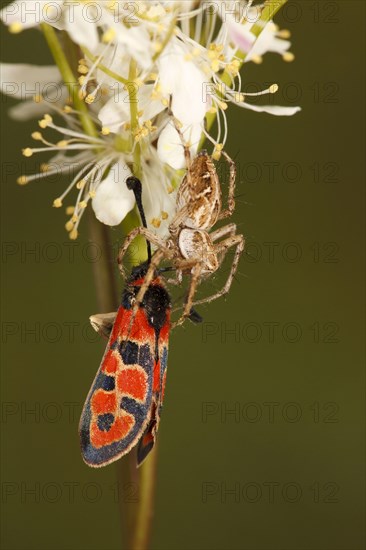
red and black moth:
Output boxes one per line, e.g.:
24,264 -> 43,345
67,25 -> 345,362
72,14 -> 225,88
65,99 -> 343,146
79,176 -> 172,467
79,261 -> 171,467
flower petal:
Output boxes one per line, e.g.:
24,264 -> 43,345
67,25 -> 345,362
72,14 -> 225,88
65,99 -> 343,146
246,22 -> 291,61
240,103 -> 301,116
98,91 -> 130,133
158,39 -> 208,125
92,162 -> 135,226
0,63 -> 61,99
157,121 -> 202,170
0,0 -> 63,29
64,3 -> 99,51
226,18 -> 256,53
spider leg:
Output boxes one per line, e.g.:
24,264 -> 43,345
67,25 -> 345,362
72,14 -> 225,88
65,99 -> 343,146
191,234 -> 245,306
124,248 -> 169,342
172,262 -> 203,329
134,248 -> 167,310
218,151 -> 236,220
210,223 -> 237,242
117,227 -> 166,278
167,107 -> 193,171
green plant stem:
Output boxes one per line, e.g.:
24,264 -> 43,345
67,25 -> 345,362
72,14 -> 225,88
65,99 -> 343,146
203,0 -> 288,143
131,450 -> 159,550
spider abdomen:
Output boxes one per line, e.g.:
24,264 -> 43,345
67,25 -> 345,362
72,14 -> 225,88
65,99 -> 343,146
178,228 -> 219,273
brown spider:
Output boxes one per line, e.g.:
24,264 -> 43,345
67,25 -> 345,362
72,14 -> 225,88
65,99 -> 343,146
118,120 -> 245,328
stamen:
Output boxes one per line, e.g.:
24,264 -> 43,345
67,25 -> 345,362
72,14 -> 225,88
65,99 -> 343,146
53,198 -> 63,208
69,228 -> 78,240
9,22 -> 23,34
151,218 -> 161,228
38,114 -> 53,129
283,52 -> 295,62
65,220 -> 74,232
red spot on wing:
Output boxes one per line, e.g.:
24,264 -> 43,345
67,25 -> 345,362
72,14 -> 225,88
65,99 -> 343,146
110,307 -> 155,344
101,349 -> 119,374
91,412 -> 134,448
117,367 -> 148,401
91,389 -> 117,414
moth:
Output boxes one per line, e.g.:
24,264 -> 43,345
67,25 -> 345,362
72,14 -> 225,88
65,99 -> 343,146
79,261 -> 171,467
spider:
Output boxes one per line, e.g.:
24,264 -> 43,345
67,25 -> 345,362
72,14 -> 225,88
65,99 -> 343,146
118,121 -> 245,328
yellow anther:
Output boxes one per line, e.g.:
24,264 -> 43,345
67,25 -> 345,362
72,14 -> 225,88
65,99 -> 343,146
63,105 -> 72,113
78,58 -> 87,65
78,76 -> 86,86
17,175 -> 29,185
78,64 -> 89,75
66,206 -> 75,215
57,140 -> 68,148
69,228 -> 78,240
22,148 -> 33,157
252,55 -> 263,64
76,179 -> 86,190
101,127 -> 111,136
71,214 -> 79,223
38,114 -> 52,129
151,218 -> 161,228
89,190 -> 96,198
79,200 -> 88,209
65,220 -> 74,232
40,163 -> 49,173
277,29 -> 291,39
217,100 -> 228,110
161,211 -> 168,220
234,92 -> 244,103
283,52 -> 295,62
9,22 -> 23,34
85,94 -> 95,104
31,132 -> 43,141
269,84 -> 279,94
53,198 -> 63,208
102,27 -> 116,43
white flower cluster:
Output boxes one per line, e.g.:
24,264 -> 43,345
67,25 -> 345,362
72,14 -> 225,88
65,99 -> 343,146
0,0 -> 300,239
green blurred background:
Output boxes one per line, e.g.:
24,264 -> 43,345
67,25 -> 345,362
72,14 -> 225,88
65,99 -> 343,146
1,2 -> 365,549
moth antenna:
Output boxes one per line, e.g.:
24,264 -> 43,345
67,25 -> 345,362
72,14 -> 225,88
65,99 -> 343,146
126,176 -> 152,264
